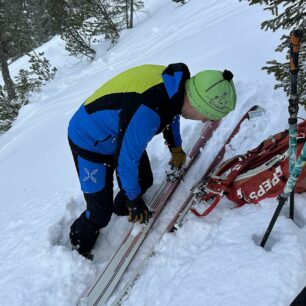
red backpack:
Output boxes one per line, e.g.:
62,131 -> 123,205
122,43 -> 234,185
194,120 -> 306,216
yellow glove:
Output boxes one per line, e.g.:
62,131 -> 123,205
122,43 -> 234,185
169,146 -> 186,169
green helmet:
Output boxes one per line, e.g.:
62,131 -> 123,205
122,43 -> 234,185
185,70 -> 237,120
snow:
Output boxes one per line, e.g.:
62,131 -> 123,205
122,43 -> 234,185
0,0 -> 306,305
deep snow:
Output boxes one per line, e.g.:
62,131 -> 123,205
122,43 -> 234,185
0,0 -> 306,305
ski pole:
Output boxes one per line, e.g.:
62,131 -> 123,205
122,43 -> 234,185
260,29 -> 303,248
288,29 -> 303,220
260,144 -> 306,248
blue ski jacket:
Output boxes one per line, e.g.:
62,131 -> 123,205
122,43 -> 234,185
68,63 -> 190,200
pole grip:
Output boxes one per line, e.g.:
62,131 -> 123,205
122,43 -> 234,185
290,30 -> 303,74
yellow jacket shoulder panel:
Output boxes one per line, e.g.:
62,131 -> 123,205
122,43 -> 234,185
84,64 -> 166,105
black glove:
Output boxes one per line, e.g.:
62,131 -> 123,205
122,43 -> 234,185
126,196 -> 151,224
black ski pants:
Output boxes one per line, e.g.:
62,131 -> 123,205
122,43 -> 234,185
68,138 -> 153,233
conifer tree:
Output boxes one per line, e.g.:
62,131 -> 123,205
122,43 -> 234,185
46,0 -> 69,35
14,51 -> 57,104
115,0 -> 144,29
0,0 -> 34,101
0,1 -> 57,134
83,0 -> 121,44
25,0 -> 55,43
0,50 -> 57,133
59,0 -> 144,59
243,0 -> 305,104
0,85 -> 19,131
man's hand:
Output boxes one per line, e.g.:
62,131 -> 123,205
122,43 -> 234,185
169,146 -> 186,169
126,196 -> 151,224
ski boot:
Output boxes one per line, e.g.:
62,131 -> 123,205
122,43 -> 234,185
70,213 -> 99,260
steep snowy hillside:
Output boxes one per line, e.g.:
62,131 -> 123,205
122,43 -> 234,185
0,0 -> 305,306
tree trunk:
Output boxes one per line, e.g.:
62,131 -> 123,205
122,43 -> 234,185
0,42 -> 16,101
95,1 -> 120,41
126,0 -> 129,29
129,0 -> 133,28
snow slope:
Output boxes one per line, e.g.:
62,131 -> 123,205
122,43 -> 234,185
0,0 -> 306,305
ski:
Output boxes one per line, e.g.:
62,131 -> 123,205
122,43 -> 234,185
111,105 -> 264,305
84,120 -> 220,306
179,105 -> 265,220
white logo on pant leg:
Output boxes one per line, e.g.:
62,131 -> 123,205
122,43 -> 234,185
83,168 -> 98,183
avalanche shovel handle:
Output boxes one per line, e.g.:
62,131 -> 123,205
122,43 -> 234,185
290,29 -> 303,74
